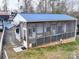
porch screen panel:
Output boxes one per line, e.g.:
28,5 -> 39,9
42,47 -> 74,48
32,43 -> 36,47
28,24 -> 36,39
37,38 -> 44,46
51,24 -> 57,36
56,34 -> 62,41
66,22 -> 72,33
28,23 -> 37,47
56,23 -> 64,34
44,23 -> 51,36
36,24 -> 43,38
71,32 -> 75,37
66,33 -> 71,38
62,33 -> 66,39
71,22 -> 75,32
44,36 -> 50,44
31,39 -> 37,47
51,36 -> 57,42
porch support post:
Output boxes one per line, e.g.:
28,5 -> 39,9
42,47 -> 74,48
26,22 -> 29,48
35,23 -> 37,46
50,23 -> 52,42
20,22 -> 24,40
75,19 -> 77,40
43,23 -> 45,44
64,23 -> 66,33
22,22 -> 28,48
56,22 -> 57,41
19,23 -> 22,40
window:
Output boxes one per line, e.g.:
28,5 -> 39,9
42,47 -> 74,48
16,28 -> 19,34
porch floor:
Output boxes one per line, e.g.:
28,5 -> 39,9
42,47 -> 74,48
5,41 -> 27,59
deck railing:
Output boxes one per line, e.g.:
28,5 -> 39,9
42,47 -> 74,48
0,28 -> 5,59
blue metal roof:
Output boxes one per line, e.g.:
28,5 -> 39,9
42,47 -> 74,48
4,22 -> 14,29
0,15 -> 9,21
19,14 -> 76,22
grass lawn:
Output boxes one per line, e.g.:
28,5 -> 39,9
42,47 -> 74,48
8,39 -> 79,59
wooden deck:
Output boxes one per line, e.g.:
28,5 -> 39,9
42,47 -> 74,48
5,42 -> 26,59
5,42 -> 15,59
1,29 -> 23,59
3,29 -> 24,59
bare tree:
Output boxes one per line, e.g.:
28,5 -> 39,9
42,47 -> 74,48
37,0 -> 66,13
2,0 -> 7,11
49,0 -> 55,13
23,0 -> 34,13
37,0 -> 50,13
49,0 -> 67,14
37,0 -> 44,13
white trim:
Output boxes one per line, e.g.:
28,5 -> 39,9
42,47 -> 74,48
4,49 -> 8,59
23,41 -> 28,48
19,14 -> 27,22
13,14 -> 27,25
13,46 -> 24,52
0,28 -> 5,58
64,24 -> 66,33
75,19 -> 77,40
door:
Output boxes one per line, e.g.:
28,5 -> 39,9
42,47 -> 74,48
23,28 -> 28,48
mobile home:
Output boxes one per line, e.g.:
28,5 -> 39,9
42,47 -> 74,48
0,12 -> 9,30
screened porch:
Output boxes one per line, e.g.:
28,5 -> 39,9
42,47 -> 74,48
27,21 -> 76,47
